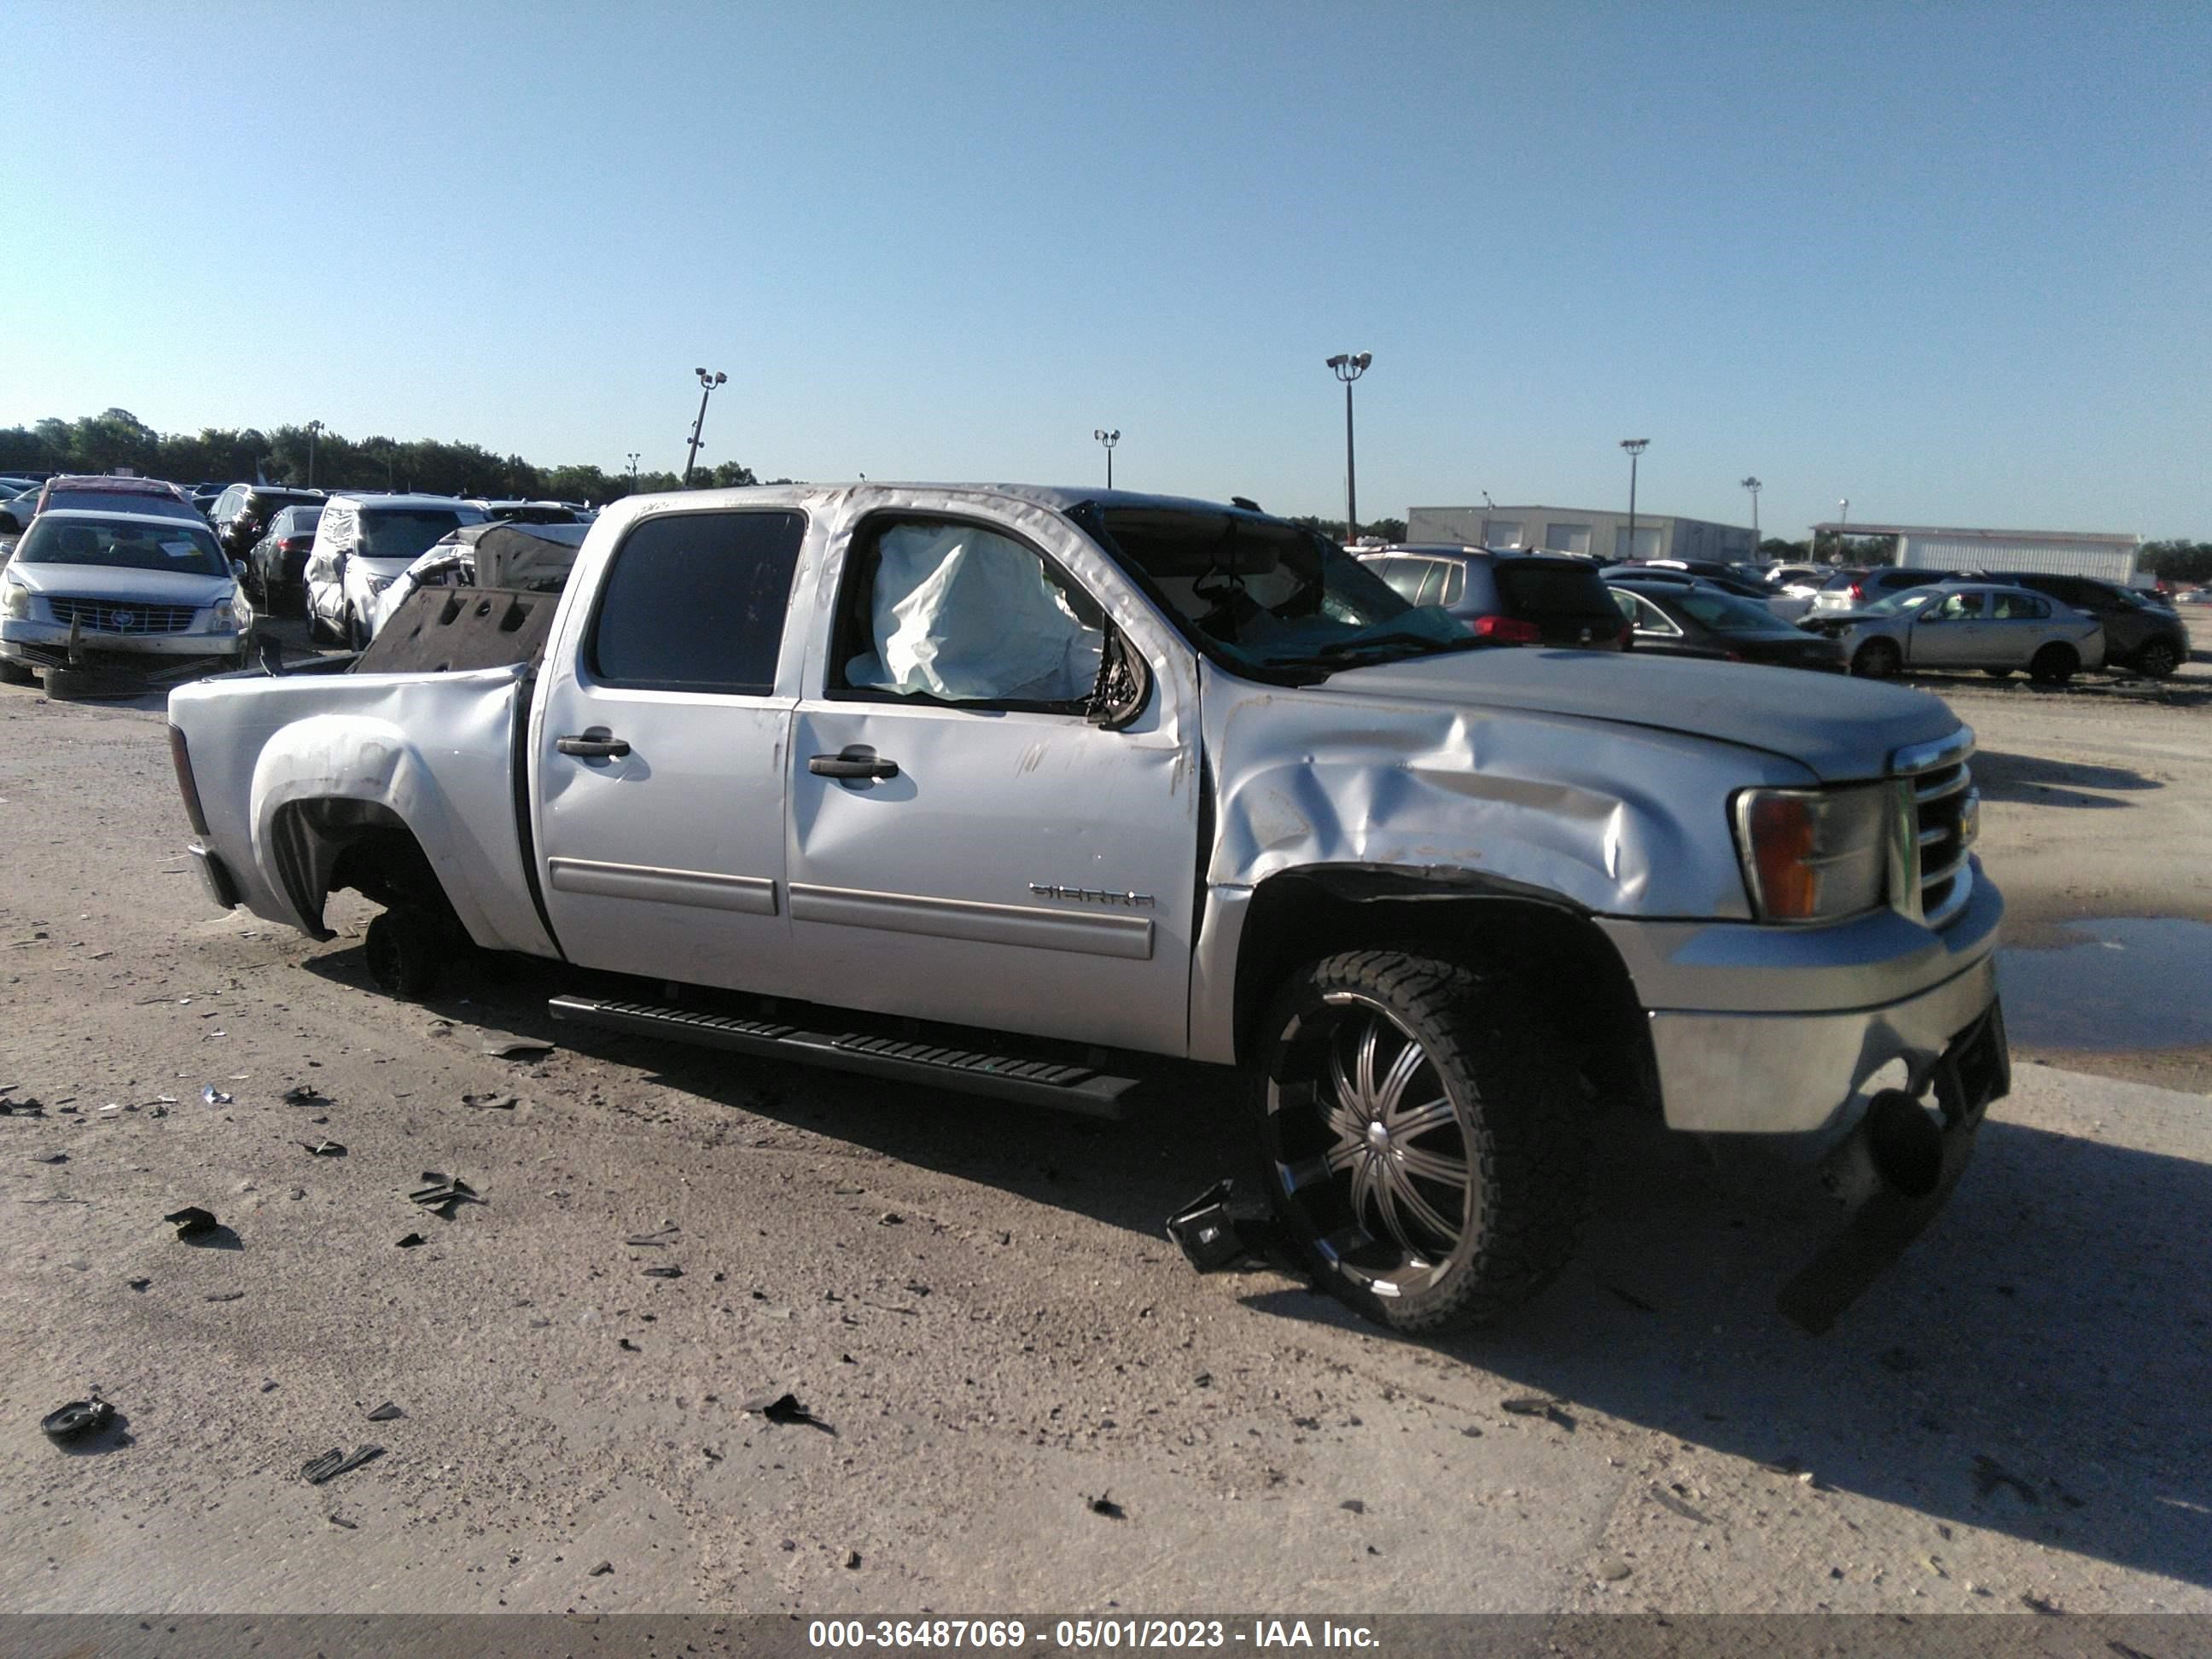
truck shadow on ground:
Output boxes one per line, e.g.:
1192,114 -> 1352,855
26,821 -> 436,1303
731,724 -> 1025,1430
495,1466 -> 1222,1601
1970,748 -> 2162,806
315,947 -> 2211,1592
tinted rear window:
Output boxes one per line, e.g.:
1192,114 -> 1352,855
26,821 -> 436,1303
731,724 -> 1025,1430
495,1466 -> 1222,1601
1494,562 -> 1615,615
358,509 -> 467,560
589,510 -> 806,694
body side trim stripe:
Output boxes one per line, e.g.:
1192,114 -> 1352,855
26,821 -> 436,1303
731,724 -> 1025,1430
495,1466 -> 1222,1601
547,857 -> 779,916
788,882 -> 1154,960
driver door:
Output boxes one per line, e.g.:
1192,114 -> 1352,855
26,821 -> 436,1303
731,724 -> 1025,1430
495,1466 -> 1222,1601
782,509 -> 1198,1057
1909,589 -> 1989,667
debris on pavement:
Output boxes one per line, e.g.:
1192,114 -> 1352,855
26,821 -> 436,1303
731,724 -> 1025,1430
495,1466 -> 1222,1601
462,1093 -> 518,1111
163,1206 -> 220,1240
366,1402 -> 406,1422
126,1278 -> 150,1291
742,1391 -> 832,1433
1339,1499 -> 1365,1515
643,1265 -> 684,1279
619,1338 -> 641,1353
201,1087 -> 232,1105
301,1444 -> 385,1485
32,1152 -> 67,1164
1086,1493 -> 1126,1519
300,1139 -> 346,1157
204,1290 -> 245,1302
1650,1484 -> 1713,1524
408,1173 -> 482,1217
326,1513 -> 358,1530
395,1233 -> 425,1249
590,1561 -> 614,1576
1594,1556 -> 1633,1582
1972,1454 -> 2040,1505
1165,1179 -> 1280,1272
281,1085 -> 329,1106
1602,1282 -> 1656,1313
0,1097 -> 47,1116
845,1551 -> 862,1569
625,1225 -> 679,1247
41,1397 -> 115,1443
481,1038 -> 553,1061
1500,1395 -> 1576,1429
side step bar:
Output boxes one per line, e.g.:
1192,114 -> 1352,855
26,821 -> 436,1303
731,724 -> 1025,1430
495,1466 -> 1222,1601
546,994 -> 1144,1120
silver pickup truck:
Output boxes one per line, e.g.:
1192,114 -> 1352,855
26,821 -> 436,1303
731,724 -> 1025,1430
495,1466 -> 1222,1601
166,485 -> 2009,1332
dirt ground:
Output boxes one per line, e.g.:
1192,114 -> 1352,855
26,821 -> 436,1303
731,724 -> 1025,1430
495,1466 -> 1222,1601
0,634 -> 2206,1619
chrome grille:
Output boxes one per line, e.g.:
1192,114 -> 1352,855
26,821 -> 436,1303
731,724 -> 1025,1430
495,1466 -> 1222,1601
44,596 -> 199,634
1890,730 -> 1979,928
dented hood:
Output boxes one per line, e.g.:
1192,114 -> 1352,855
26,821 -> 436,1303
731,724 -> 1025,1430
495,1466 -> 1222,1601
1326,647 -> 1959,782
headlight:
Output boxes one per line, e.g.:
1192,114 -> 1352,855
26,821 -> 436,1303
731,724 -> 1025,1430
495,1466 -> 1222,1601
365,573 -> 394,595
1732,783 -> 1891,923
1,580 -> 27,620
209,598 -> 236,630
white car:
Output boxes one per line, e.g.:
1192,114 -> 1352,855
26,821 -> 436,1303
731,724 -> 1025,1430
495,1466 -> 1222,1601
0,509 -> 251,690
304,493 -> 485,648
370,520 -> 588,636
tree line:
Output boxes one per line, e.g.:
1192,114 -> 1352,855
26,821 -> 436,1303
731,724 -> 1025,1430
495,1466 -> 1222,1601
0,409 -> 765,501
2139,540 -> 2212,585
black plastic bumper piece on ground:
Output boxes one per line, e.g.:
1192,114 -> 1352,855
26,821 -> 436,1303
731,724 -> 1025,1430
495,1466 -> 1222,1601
1776,998 -> 2012,1335
546,994 -> 1144,1119
189,841 -> 242,911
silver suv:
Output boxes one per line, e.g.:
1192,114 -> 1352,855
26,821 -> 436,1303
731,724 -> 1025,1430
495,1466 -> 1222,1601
1356,544 -> 1627,648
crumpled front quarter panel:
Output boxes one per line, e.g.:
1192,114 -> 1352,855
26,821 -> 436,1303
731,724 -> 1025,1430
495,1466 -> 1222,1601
1202,663 -> 1815,919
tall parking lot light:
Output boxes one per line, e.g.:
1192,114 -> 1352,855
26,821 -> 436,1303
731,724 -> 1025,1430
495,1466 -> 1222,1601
1326,353 -> 1371,540
683,369 -> 726,487
1742,475 -> 1762,553
306,420 -> 324,490
1094,428 -> 1120,489
627,452 -> 641,492
1620,439 -> 1650,559
1836,497 -> 1850,562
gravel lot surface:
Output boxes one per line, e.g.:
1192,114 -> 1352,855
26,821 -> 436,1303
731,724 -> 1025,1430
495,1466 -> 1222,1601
0,641 -> 2205,1617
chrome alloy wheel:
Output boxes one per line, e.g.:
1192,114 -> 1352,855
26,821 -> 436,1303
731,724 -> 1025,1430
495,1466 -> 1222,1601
1265,991 -> 1476,1298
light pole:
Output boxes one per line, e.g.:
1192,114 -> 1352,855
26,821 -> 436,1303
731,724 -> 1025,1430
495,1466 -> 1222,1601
1837,497 -> 1849,562
626,452 -> 641,493
682,368 -> 726,486
1620,439 -> 1649,560
1326,352 -> 1371,541
306,419 -> 324,490
1741,475 -> 1761,555
1093,428 -> 1119,488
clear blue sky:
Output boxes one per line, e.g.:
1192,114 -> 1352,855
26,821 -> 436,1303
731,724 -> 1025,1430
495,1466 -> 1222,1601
5,3 -> 2207,539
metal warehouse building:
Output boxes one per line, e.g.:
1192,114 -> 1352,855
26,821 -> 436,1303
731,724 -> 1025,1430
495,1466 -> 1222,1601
1815,522 -> 2143,584
1406,504 -> 1755,563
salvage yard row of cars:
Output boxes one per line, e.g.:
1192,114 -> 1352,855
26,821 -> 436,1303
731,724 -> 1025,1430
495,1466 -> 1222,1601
0,474 -> 592,692
0,473 -> 2191,698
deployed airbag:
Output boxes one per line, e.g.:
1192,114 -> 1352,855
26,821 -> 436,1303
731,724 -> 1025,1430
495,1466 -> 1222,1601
847,523 -> 1101,701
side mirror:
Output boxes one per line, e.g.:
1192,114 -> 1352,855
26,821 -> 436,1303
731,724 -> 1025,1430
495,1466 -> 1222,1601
231,560 -> 247,579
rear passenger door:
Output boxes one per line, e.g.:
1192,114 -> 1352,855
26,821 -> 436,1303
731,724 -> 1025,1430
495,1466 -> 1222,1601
531,509 -> 807,987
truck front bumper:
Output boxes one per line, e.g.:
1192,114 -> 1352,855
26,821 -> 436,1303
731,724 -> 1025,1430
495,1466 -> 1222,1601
1599,861 -> 2005,1142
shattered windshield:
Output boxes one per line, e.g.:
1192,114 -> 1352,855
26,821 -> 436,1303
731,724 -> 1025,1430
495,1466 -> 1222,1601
1075,504 -> 1474,679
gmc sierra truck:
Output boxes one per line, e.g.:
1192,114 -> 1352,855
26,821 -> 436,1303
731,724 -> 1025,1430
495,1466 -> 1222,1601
166,485 -> 2009,1332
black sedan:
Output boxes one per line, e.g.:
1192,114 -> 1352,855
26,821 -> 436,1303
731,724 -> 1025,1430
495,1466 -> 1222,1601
1606,577 -> 1847,672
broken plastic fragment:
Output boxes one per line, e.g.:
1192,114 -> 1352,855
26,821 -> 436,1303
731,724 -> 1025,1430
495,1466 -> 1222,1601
300,1140 -> 346,1157
395,1233 -> 425,1249
164,1206 -> 219,1239
205,1290 -> 245,1302
1165,1179 -> 1279,1272
1086,1493 -> 1126,1519
643,1265 -> 684,1279
462,1093 -> 518,1110
481,1038 -> 553,1060
366,1402 -> 405,1422
590,1561 -> 614,1576
300,1444 -> 385,1485
624,1225 -> 680,1247
281,1086 -> 327,1105
41,1398 -> 115,1442
201,1087 -> 233,1105
742,1391 -> 832,1432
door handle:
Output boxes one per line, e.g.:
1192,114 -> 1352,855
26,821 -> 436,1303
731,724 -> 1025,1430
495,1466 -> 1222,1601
809,746 -> 899,780
556,731 -> 632,759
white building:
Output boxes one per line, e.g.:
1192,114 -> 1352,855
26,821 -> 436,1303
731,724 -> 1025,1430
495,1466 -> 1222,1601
1817,522 -> 2141,585
1406,503 -> 1755,563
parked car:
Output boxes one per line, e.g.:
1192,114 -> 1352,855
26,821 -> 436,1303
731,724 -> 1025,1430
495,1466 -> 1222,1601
1807,566 -> 1956,616
1767,563 -> 1828,590
370,520 -> 588,636
0,486 -> 42,533
209,483 -> 325,563
1606,578 -> 1846,672
243,503 -> 327,608
170,483 -> 2009,1336
1604,562 -> 1812,622
467,498 -> 585,525
1965,570 -> 2191,678
1803,581 -> 2104,682
0,509 -> 251,693
1355,544 -> 1627,648
303,493 -> 486,647
32,474 -> 205,525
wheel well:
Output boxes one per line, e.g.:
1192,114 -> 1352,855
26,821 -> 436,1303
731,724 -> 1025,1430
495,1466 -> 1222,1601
269,799 -> 463,940
1231,869 -> 1659,1116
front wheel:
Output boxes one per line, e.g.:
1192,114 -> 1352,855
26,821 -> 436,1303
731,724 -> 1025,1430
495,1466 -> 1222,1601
2131,639 -> 2181,679
1253,951 -> 1590,1333
1852,638 -> 1901,678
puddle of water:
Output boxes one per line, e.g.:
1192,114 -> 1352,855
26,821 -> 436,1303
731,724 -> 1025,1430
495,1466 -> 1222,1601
1998,917 -> 2212,1051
